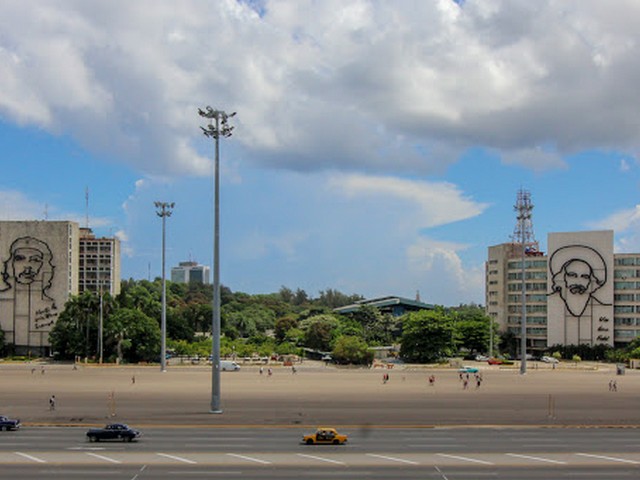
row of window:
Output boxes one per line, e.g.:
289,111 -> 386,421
507,327 -> 547,335
614,269 -> 640,279
507,305 -> 547,314
508,294 -> 548,303
615,257 -> 640,266
508,260 -> 547,269
614,306 -> 640,314
507,316 -> 547,325
615,318 -> 640,326
507,271 -> 548,280
507,282 -> 547,291
614,282 -> 640,290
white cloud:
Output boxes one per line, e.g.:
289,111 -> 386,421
0,1 -> 639,178
329,173 -> 488,228
589,205 -> 640,234
0,190 -> 46,220
406,237 -> 485,305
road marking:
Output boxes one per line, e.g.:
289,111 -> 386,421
227,453 -> 271,464
506,453 -> 567,464
436,453 -> 494,465
297,453 -> 346,465
86,452 -> 122,464
576,453 -> 640,465
14,452 -> 46,463
366,453 -> 419,465
434,466 -> 449,480
157,453 -> 197,464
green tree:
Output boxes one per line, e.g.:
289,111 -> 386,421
104,308 -> 160,363
300,314 -> 339,351
332,336 -> 373,365
400,309 -> 456,363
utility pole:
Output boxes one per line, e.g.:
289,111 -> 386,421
155,201 -> 174,373
198,106 -> 235,414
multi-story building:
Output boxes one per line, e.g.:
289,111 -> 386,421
0,221 -> 121,355
78,228 -> 121,296
171,261 -> 210,284
486,230 -> 640,351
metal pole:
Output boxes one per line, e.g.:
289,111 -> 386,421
99,290 -> 103,364
198,106 -> 235,414
155,202 -> 174,373
212,114 -> 221,413
520,238 -> 527,374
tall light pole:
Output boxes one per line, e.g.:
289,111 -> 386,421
198,106 -> 235,414
155,201 -> 174,373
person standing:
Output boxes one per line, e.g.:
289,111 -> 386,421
49,395 -> 56,411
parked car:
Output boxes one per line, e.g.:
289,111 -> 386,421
475,355 -> 490,362
487,358 -> 504,365
220,360 -> 241,371
541,356 -> 559,364
0,415 -> 21,431
302,427 -> 348,445
459,366 -> 479,374
86,423 -> 141,442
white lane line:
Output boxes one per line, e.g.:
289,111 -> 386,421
576,453 -> 640,465
14,452 -> 47,463
226,453 -> 272,465
436,453 -> 494,465
366,453 -> 419,465
506,453 -> 567,464
156,453 -> 198,464
86,452 -> 122,464
297,453 -> 346,465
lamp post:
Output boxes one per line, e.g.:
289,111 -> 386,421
198,106 -> 235,414
155,201 -> 174,373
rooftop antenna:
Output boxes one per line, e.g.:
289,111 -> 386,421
416,290 -> 421,302
510,188 -> 539,254
43,204 -> 48,220
85,186 -> 90,229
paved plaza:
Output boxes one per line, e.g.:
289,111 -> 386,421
0,361 -> 637,427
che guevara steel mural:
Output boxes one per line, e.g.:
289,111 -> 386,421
0,236 -> 59,347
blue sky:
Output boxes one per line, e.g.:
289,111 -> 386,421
1,0 -> 639,306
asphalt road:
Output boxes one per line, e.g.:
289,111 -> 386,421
1,426 -> 639,479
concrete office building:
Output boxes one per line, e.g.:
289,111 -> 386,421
0,221 -> 80,355
171,261 -> 210,284
486,230 -> 640,350
78,228 -> 121,296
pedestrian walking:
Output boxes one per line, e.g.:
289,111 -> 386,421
291,366 -> 297,374
131,375 -> 136,384
49,395 -> 56,411
612,380 -> 618,392
428,375 -> 435,386
463,379 -> 469,390
259,367 -> 264,375
268,368 -> 272,376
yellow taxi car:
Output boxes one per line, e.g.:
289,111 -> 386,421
302,427 -> 348,445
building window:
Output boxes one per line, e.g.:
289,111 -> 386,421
615,257 -> 637,266
615,306 -> 635,314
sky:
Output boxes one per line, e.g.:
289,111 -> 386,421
1,0 -> 640,306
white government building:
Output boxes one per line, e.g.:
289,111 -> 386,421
486,230 -> 640,352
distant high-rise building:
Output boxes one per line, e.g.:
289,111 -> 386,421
171,261 -> 210,284
78,228 -> 121,296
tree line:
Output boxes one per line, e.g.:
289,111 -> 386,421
8,278 -> 636,365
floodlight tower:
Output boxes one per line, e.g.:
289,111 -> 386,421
155,201 -> 175,372
198,106 -> 236,414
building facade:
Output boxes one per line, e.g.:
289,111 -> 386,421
486,230 -> 640,350
171,261 -> 210,284
78,228 -> 121,296
0,221 -> 80,354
